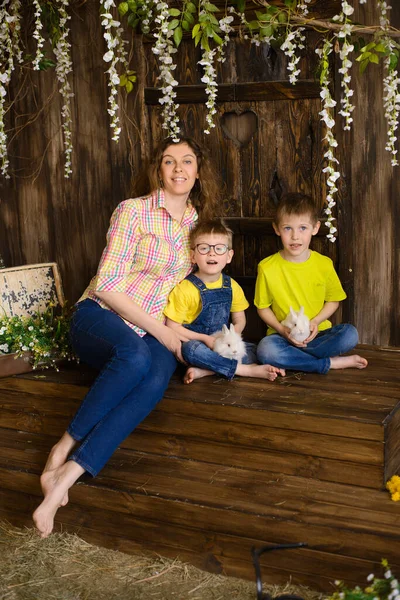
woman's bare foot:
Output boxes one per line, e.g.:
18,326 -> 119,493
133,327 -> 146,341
41,433 -> 77,506
33,461 -> 84,538
184,366 -> 215,384
330,355 -> 368,370
236,364 -> 286,380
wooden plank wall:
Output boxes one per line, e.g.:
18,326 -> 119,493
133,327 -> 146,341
0,0 -> 398,345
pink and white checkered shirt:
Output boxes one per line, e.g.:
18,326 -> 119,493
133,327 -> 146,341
79,189 -> 198,336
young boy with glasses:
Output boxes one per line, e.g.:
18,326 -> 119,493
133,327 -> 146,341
165,219 -> 285,383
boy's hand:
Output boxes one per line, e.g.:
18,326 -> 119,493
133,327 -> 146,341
281,326 -> 308,348
303,320 -> 319,344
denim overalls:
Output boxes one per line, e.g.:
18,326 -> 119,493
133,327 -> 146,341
184,272 -> 232,335
181,272 -> 256,380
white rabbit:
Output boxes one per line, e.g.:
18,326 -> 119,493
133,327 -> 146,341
213,323 -> 247,363
281,306 -> 310,343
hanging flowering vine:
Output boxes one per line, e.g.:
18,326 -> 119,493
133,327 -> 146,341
280,27 -> 305,85
100,0 -> 129,143
333,1 -> 355,131
52,0 -> 74,178
32,0 -> 45,71
378,0 -> 400,166
152,0 -> 180,141
316,38 -> 339,243
0,0 -> 22,178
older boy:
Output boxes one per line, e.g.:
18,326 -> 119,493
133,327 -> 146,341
165,219 -> 285,383
255,194 -> 367,373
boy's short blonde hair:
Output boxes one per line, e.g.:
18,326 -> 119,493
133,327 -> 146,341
190,218 -> 233,249
275,193 -> 320,225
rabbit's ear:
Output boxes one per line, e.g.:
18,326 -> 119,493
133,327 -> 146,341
290,306 -> 297,319
298,306 -> 304,316
230,323 -> 236,333
222,324 -> 229,334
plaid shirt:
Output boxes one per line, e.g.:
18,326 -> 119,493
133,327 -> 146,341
80,189 -> 198,336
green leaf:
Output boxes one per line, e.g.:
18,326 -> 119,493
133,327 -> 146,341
168,18 -> 180,29
194,31 -> 202,46
201,33 -> 210,50
284,0 -> 296,7
369,53 -> 379,64
204,3 -> 219,11
360,42 -> 376,52
182,20 -> 191,30
260,24 -> 274,38
389,53 -> 399,71
236,0 -> 246,12
247,20 -> 260,30
169,8 -> 181,16
255,11 -> 271,22
374,43 -> 387,53
119,74 -> 127,86
127,0 -> 136,10
212,32 -> 223,45
184,11 -> 194,24
174,26 -> 183,46
360,59 -> 369,74
126,80 -> 134,93
356,51 -> 371,61
127,13 -> 139,27
118,2 -> 129,16
185,2 -> 197,13
278,11 -> 287,23
192,23 -> 200,38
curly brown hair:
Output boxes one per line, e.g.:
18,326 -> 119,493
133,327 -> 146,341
135,137 -> 221,221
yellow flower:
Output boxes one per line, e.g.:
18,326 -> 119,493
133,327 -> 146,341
386,476 -> 400,501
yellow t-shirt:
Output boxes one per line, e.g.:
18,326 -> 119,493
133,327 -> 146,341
254,250 -> 346,335
164,275 -> 249,325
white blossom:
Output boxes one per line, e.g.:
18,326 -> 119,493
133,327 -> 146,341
32,0 -> 45,70
379,2 -> 399,166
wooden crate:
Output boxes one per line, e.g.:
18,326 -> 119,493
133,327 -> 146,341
0,262 -> 64,318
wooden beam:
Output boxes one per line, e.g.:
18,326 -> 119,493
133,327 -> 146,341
144,80 -> 321,105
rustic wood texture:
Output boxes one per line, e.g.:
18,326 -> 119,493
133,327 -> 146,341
0,0 -> 398,348
0,347 -> 399,590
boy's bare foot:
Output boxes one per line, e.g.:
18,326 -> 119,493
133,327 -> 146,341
41,433 -> 77,507
33,461 -> 84,538
184,366 -> 215,384
236,364 -> 286,380
330,355 -> 368,370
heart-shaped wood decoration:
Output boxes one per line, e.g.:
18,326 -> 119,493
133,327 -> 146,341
220,111 -> 258,147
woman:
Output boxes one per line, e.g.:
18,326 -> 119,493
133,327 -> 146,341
33,136 -> 220,537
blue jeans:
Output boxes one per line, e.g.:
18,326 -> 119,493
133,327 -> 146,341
68,299 -> 177,476
182,340 -> 257,380
257,323 -> 358,374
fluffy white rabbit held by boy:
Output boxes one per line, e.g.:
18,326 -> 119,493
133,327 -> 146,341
281,306 -> 310,343
213,323 -> 247,362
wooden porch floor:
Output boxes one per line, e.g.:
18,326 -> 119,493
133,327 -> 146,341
1,345 -> 400,592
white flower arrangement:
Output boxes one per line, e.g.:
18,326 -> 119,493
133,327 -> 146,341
0,0 -> 400,243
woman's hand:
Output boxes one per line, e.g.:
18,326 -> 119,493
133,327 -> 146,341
157,325 -> 189,363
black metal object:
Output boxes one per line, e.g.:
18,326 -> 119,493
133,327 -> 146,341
251,543 -> 308,600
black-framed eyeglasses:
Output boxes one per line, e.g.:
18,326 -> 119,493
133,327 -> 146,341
251,543 -> 307,600
193,243 -> 230,255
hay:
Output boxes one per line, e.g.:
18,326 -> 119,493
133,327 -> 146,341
0,522 -> 324,600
